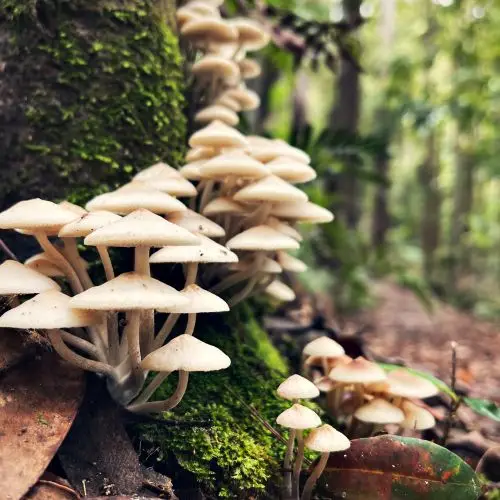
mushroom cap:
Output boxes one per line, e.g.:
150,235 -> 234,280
202,196 -> 247,216
192,55 -> 240,81
24,253 -> 64,278
141,334 -> 231,372
59,201 -> 88,216
233,175 -> 308,203
231,18 -> 270,50
277,252 -> 307,272
267,157 -> 317,184
305,424 -> 350,452
276,403 -> 321,429
224,87 -> 261,111
303,337 -> 345,358
127,175 -> 197,198
165,284 -> 229,314
260,257 -> 282,274
69,272 -> 189,311
385,369 -> 439,399
0,290 -> 101,329
354,398 -> 405,424
85,189 -> 186,215
182,1 -> 220,17
166,209 -> 225,238
273,140 -> 311,163
181,18 -> 238,43
179,160 -> 205,181
314,376 -> 337,393
134,162 -> 180,181
150,234 -> 237,264
265,280 -> 296,302
0,199 -> 80,233
277,374 -> 320,400
58,211 -> 122,238
239,58 -> 261,79
0,260 -> 61,295
186,147 -> 215,162
216,95 -> 242,112
251,142 -> 311,164
329,357 -> 387,384
176,6 -> 201,28
201,152 -> 268,179
400,400 -> 436,430
84,209 -> 200,248
267,218 -> 303,241
189,121 -> 248,150
195,105 -> 239,127
226,225 -> 300,251
270,201 -> 334,223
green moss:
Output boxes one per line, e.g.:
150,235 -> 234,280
0,0 -> 186,209
139,304 -> 319,499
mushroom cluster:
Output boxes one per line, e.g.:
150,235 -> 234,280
302,336 -> 438,436
0,198 -> 235,411
275,374 -> 350,500
177,1 -> 334,306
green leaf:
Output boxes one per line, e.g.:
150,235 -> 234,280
322,435 -> 482,500
464,397 -> 500,422
378,363 -> 458,402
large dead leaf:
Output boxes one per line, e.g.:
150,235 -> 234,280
0,352 -> 84,500
322,435 -> 482,499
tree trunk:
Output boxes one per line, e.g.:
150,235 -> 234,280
252,55 -> 280,135
326,0 -> 362,228
419,131 -> 441,283
290,69 -> 309,146
0,0 -> 186,213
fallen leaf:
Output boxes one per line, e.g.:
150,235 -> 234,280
321,435 -> 482,499
0,352 -> 84,500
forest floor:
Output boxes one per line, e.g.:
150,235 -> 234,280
348,280 -> 500,440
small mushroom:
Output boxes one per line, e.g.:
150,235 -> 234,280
301,424 -> 350,500
400,400 -> 436,431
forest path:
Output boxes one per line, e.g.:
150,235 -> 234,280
354,281 -> 500,403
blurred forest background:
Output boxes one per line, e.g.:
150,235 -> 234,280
235,0 -> 500,319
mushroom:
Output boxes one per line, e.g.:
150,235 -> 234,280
270,200 -> 334,224
195,104 -> 240,127
0,290 -> 111,375
230,18 -> 270,53
266,157 -> 317,184
277,251 -> 307,273
301,424 -> 350,500
384,368 -> 439,400
354,397 -> 405,434
0,260 -> 61,297
24,253 -> 65,278
400,400 -> 436,431
277,375 -> 320,497
149,234 -> 237,348
239,58 -> 261,79
166,208 -> 225,239
276,403 -> 322,499
0,199 -> 83,293
303,336 -> 345,375
127,334 -> 231,413
264,280 -> 296,302
69,272 -> 189,403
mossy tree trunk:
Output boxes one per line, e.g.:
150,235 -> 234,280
0,0 -> 186,212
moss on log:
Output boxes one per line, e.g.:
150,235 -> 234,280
138,304 -> 296,499
0,0 -> 186,209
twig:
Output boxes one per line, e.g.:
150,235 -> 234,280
441,341 -> 461,446
0,238 -> 19,261
38,479 -> 80,498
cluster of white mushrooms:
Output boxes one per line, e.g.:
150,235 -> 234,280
275,374 -> 350,500
177,0 -> 333,306
0,4 -> 332,414
303,336 -> 438,435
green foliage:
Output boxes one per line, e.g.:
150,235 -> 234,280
463,398 -> 500,422
0,0 -> 186,209
138,305 -> 319,498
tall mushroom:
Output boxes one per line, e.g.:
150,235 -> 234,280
301,424 -> 350,500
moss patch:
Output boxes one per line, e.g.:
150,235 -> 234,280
0,0 -> 186,209
138,304 -> 317,499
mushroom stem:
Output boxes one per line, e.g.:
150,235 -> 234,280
154,313 -> 180,349
134,246 -> 155,353
300,452 -> 330,500
47,329 -> 117,379
61,238 -> 93,289
127,370 -> 189,414
199,180 -> 215,211
228,274 -> 259,307
185,262 -> 199,286
185,313 -> 197,336
283,428 -> 296,499
241,202 -> 272,229
292,430 -> 305,498
58,330 -> 100,359
133,371 -> 171,404
97,246 -> 115,281
107,313 -> 119,363
124,310 -> 142,377
34,232 -> 83,294
134,246 -> 151,276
